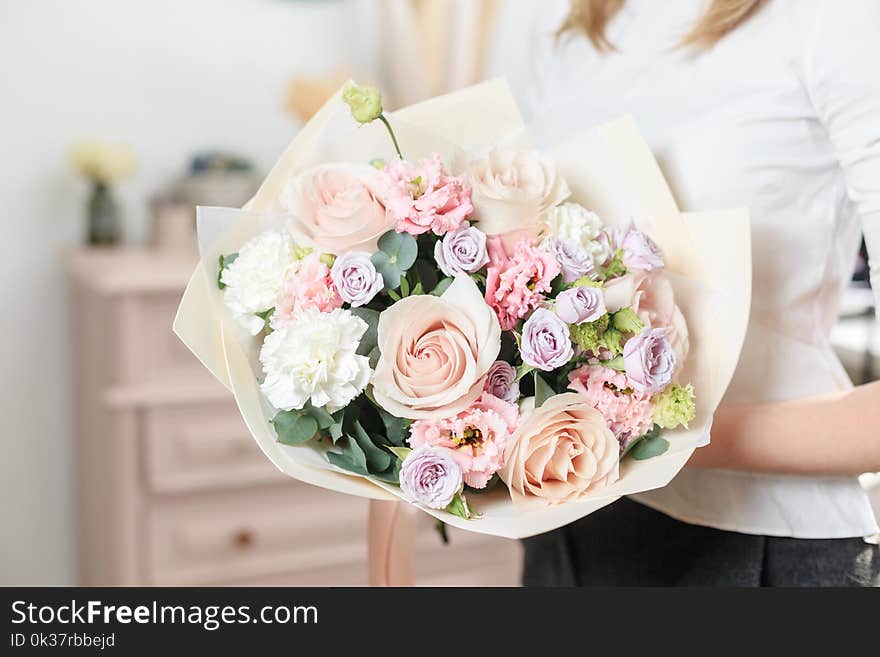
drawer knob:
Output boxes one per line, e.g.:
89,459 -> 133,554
232,528 -> 255,549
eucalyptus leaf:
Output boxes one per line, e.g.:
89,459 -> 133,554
352,421 -> 392,473
430,277 -> 453,296
372,458 -> 402,484
376,406 -> 408,446
533,372 -> 555,408
371,250 -> 402,290
303,404 -> 333,430
350,307 -> 379,357
377,230 -> 417,270
273,410 -> 319,446
386,445 -> 412,461
217,252 -> 238,289
515,363 -> 535,382
327,436 -> 369,475
630,434 -> 669,460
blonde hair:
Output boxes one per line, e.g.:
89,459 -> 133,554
558,0 -> 767,51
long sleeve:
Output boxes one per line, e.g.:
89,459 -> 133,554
802,0 -> 880,310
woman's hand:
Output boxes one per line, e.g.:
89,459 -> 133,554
688,380 -> 880,476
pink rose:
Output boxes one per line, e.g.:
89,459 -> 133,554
280,163 -> 394,254
500,393 -> 619,507
408,392 -> 519,489
604,271 -> 689,371
380,154 -> 473,236
568,364 -> 654,450
271,253 -> 342,329
484,237 -> 561,331
372,275 -> 501,420
635,272 -> 689,372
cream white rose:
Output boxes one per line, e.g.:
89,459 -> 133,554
221,229 -> 297,335
372,275 -> 501,420
464,148 -> 570,249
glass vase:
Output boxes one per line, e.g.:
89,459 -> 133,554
87,181 -> 122,246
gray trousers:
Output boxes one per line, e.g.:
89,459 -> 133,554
522,498 -> 880,587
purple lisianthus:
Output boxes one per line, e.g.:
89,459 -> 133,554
622,327 -> 676,394
330,251 -> 384,307
622,229 -> 664,271
399,446 -> 462,509
484,360 -> 520,404
551,239 -> 595,283
555,286 -> 606,325
434,222 -> 489,277
520,308 -> 574,372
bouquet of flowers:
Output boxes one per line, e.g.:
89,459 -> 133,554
175,79 -> 750,538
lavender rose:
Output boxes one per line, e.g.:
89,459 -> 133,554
555,286 -> 606,325
621,228 -> 664,271
399,446 -> 463,509
434,222 -> 490,277
622,327 -> 676,394
484,360 -> 520,404
330,251 -> 384,307
520,308 -> 574,371
551,239 -> 596,283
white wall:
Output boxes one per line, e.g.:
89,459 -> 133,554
0,0 -> 536,585
0,0 -> 383,585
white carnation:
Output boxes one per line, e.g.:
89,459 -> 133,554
221,229 -> 297,335
259,307 -> 371,412
543,202 -> 611,266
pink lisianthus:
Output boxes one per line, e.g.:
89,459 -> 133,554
408,392 -> 519,489
271,253 -> 342,328
484,237 -> 561,330
568,364 -> 654,451
380,154 -> 473,236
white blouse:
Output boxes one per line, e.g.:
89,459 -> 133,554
526,0 -> 880,538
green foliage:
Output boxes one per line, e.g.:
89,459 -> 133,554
372,230 -> 418,289
630,428 -> 669,461
349,307 -> 379,357
430,277 -> 453,296
533,372 -> 555,408
273,403 -> 343,446
216,252 -> 238,289
325,395 -> 407,482
603,248 -> 627,279
445,493 -> 480,520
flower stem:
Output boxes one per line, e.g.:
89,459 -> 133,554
378,113 -> 403,159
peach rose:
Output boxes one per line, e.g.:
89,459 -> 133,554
636,272 -> 689,371
605,271 -> 689,371
464,148 -> 570,251
500,393 -> 619,507
372,275 -> 501,420
280,163 -> 395,254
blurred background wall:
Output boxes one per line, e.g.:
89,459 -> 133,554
0,0 -> 539,585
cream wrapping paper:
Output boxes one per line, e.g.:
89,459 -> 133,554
173,79 -> 751,539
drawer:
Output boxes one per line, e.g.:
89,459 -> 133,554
147,486 -> 369,585
117,292 -> 213,385
143,404 -> 284,494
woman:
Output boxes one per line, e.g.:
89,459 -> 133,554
522,0 -> 880,586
